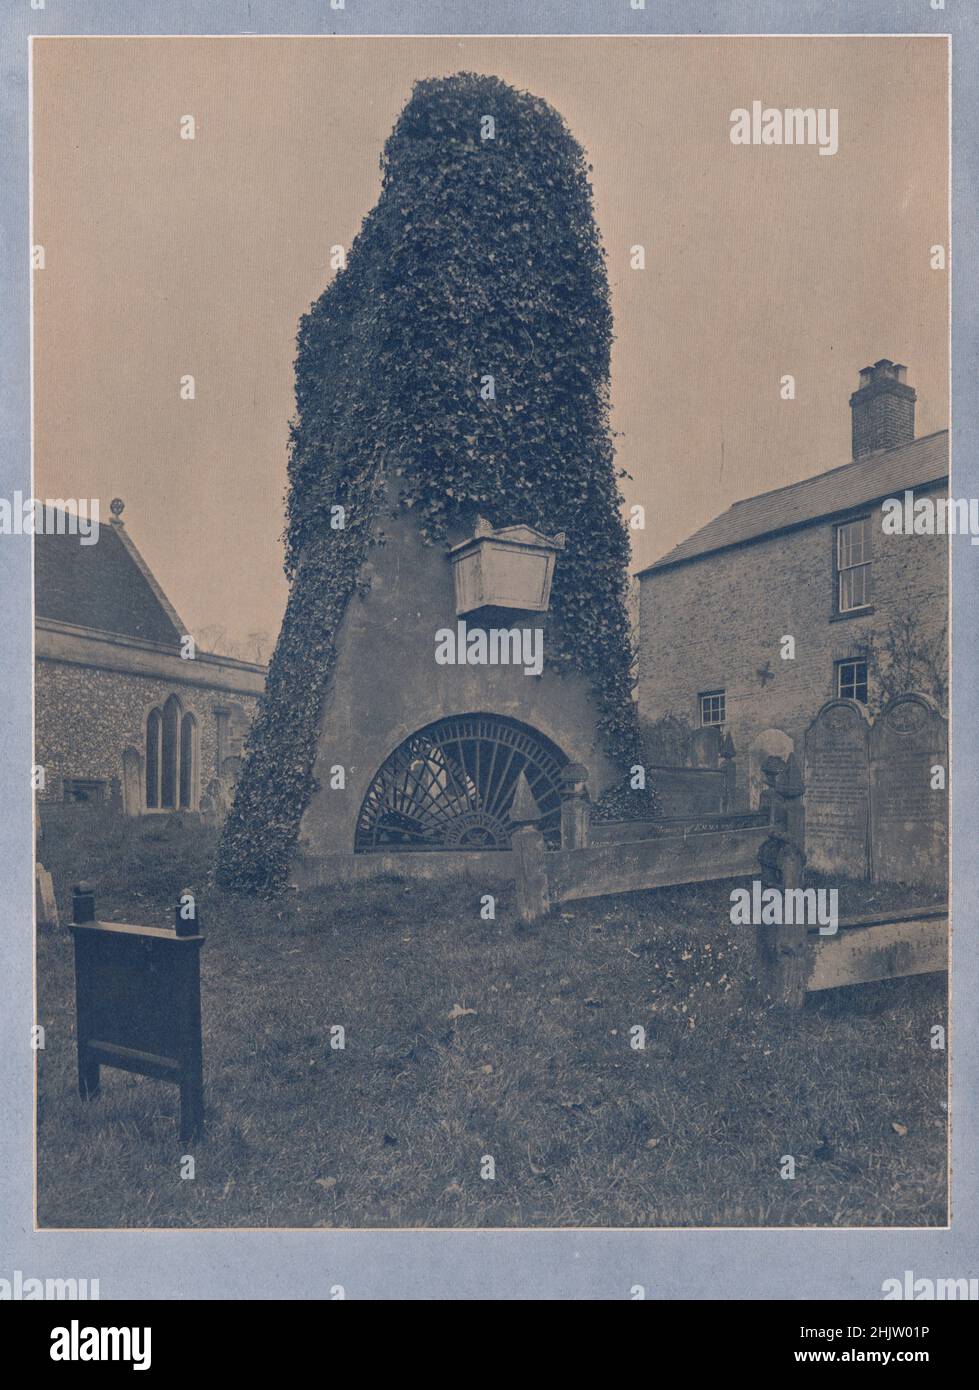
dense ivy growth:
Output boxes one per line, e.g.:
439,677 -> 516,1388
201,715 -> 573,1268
219,73 -> 652,894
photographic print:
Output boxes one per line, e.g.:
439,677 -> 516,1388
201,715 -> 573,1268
28,32 -> 952,1235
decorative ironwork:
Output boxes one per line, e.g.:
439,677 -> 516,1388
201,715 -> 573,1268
355,714 -> 568,852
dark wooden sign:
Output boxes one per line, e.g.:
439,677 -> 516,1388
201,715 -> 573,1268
70,885 -> 204,1141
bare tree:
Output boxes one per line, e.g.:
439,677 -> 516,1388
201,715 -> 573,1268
861,601 -> 948,714
246,631 -> 271,664
195,623 -> 227,654
194,624 -> 248,661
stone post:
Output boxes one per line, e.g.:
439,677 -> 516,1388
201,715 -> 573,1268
719,732 -> 736,812
511,770 -> 549,924
559,763 -> 590,850
774,753 -> 806,847
513,826 -> 549,924
175,886 -> 200,939
72,882 -> 96,925
761,754 -> 785,824
769,754 -> 809,1007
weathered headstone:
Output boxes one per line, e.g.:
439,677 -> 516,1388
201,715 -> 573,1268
200,755 -> 242,827
689,726 -> 721,769
804,700 -> 871,878
35,862 -> 59,928
870,694 -> 948,889
641,714 -> 689,768
748,728 -> 794,810
121,747 -> 142,818
199,779 -> 222,827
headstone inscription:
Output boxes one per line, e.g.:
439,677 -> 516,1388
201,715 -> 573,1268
870,694 -> 948,889
804,700 -> 871,879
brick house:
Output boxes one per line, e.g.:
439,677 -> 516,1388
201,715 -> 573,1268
637,362 -> 948,809
35,501 -> 265,817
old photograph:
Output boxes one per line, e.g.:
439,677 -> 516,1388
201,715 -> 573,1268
30,35 -> 949,1232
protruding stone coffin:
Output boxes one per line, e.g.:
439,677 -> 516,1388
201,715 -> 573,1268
449,518 -> 565,616
804,700 -> 871,878
869,694 -> 947,888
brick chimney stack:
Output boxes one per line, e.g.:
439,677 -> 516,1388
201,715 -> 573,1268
849,360 -> 916,459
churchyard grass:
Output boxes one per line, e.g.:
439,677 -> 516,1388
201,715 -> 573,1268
36,814 -> 947,1229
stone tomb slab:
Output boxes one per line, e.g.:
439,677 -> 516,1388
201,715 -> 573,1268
804,700 -> 871,879
870,694 -> 948,889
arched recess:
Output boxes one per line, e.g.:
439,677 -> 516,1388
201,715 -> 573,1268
354,713 -> 570,852
748,728 -> 795,809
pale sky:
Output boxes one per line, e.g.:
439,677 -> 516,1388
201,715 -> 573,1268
33,36 -> 948,650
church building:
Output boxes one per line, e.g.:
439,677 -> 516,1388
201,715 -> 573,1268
35,500 -> 265,819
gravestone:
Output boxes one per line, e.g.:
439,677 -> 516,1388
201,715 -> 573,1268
200,755 -> 242,828
689,726 -> 721,769
804,700 -> 871,878
35,862 -> 59,928
748,728 -> 794,810
121,747 -> 142,818
870,694 -> 948,889
641,714 -> 689,768
199,779 -> 223,827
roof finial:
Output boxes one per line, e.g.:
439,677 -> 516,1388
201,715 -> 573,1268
109,498 -> 125,524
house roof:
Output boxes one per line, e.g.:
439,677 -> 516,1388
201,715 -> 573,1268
35,513 -> 186,647
638,429 -> 949,577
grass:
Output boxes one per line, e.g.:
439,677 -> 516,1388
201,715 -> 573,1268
36,812 -> 948,1229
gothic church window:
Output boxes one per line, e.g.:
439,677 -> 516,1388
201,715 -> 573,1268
145,696 -> 197,810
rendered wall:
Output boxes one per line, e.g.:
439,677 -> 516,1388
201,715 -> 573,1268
294,492 -> 620,876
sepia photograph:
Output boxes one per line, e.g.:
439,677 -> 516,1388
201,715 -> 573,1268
27,33 -> 953,1237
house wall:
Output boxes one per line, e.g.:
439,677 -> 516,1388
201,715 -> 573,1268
637,481 -> 948,807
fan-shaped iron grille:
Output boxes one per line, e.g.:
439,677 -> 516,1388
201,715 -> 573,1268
355,714 -> 568,852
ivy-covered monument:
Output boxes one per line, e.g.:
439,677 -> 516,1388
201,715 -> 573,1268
219,74 -> 649,893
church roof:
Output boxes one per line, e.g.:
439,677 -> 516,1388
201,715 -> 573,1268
35,511 -> 186,647
638,429 -> 949,577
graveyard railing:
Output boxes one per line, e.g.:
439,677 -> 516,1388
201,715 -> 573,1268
516,757 -> 799,926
